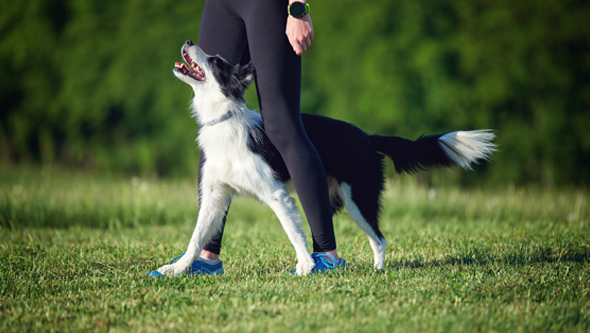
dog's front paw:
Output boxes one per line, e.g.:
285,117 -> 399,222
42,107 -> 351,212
295,259 -> 315,276
156,261 -> 191,277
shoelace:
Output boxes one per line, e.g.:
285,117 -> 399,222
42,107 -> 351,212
169,252 -> 186,265
313,253 -> 339,269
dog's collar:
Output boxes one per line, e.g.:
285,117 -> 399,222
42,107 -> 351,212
201,110 -> 235,127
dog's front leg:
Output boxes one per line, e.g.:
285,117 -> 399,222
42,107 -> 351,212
157,183 -> 231,276
264,189 -> 315,275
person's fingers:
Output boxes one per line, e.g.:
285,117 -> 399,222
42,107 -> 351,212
293,42 -> 303,55
285,15 -> 313,55
287,34 -> 301,55
299,42 -> 307,54
294,40 -> 311,55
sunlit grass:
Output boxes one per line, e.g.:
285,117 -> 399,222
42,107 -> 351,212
1,167 -> 589,331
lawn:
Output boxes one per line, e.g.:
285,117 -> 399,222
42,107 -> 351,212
1,167 -> 589,332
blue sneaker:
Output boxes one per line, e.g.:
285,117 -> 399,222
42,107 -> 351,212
290,253 -> 346,275
147,252 -> 223,277
311,253 -> 346,273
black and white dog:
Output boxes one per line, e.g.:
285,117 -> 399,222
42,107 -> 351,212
156,40 -> 496,276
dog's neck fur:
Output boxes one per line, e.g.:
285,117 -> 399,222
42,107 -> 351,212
190,94 -> 246,125
191,94 -> 262,147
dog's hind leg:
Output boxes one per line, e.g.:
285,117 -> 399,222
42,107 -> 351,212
157,182 -> 232,276
261,187 -> 315,275
338,182 -> 387,269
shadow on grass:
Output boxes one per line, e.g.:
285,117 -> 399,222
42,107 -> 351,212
388,247 -> 590,270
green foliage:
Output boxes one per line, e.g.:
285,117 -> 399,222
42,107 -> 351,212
1,167 -> 589,331
1,0 -> 204,175
1,0 -> 589,185
306,0 -> 590,186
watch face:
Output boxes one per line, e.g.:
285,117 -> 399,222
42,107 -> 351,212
290,2 -> 306,17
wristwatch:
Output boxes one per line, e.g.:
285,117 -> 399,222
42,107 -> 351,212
288,2 -> 310,18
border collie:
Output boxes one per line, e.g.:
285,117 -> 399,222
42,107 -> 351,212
156,40 -> 496,276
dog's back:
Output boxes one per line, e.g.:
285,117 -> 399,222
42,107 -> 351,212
245,111 -> 495,268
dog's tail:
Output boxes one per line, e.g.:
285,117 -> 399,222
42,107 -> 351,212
369,130 -> 497,174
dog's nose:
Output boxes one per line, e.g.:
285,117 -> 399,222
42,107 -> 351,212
185,40 -> 195,46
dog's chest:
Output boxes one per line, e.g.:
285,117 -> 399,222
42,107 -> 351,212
197,123 -> 277,193
199,128 -> 251,167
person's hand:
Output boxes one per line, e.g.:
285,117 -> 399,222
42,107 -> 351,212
286,14 -> 314,56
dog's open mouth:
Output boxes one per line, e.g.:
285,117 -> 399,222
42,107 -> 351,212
175,51 -> 205,81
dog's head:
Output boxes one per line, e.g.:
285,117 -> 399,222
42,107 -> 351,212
174,40 -> 255,102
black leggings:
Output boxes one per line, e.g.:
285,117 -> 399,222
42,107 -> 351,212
198,0 -> 336,254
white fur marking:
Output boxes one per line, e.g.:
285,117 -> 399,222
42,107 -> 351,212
438,130 -> 497,170
338,182 -> 386,269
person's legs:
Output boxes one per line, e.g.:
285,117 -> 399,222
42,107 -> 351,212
197,0 -> 250,258
235,0 -> 338,254
198,0 -> 340,259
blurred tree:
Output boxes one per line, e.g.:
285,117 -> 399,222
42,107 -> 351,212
1,0 -> 206,176
1,0 -> 589,186
306,0 -> 590,186
1,1 -> 64,164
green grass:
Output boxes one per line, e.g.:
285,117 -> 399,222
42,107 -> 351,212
1,167 -> 589,332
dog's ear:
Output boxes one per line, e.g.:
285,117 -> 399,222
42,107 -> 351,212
225,62 -> 256,100
233,62 -> 256,88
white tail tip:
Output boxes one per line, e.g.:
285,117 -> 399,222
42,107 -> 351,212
438,130 -> 497,170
